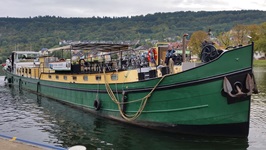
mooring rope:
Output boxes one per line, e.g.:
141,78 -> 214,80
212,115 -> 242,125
103,68 -> 166,121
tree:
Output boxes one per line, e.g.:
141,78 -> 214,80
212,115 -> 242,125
246,24 -> 260,42
188,30 -> 209,55
217,31 -> 232,48
1,10 -> 266,58
255,39 -> 266,52
231,24 -> 249,46
254,22 -> 266,52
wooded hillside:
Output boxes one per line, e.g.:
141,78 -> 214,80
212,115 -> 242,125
0,10 -> 266,63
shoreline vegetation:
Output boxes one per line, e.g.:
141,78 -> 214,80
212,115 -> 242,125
1,10 -> 266,64
253,60 -> 266,67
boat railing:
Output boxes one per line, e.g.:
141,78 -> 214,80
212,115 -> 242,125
37,62 -> 55,77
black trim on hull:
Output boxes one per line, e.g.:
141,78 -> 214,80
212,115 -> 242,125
95,111 -> 250,137
143,122 -> 249,137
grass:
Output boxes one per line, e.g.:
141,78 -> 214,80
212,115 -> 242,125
253,59 -> 266,67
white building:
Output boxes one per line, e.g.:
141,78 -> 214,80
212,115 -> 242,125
254,51 -> 265,60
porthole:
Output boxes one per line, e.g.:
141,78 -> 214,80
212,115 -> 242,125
96,75 -> 101,81
111,74 -> 118,80
73,76 -> 77,81
83,75 -> 88,81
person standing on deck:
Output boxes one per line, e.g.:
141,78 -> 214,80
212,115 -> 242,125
5,57 -> 11,71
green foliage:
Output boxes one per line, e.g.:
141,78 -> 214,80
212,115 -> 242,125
188,31 -> 208,55
255,38 -> 266,52
254,22 -> 266,52
253,60 -> 266,67
51,50 -> 71,59
0,10 -> 266,63
217,32 -> 232,47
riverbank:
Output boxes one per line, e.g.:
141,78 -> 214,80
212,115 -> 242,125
253,60 -> 266,67
0,138 -> 43,150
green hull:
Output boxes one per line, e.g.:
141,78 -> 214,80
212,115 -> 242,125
4,44 -> 255,137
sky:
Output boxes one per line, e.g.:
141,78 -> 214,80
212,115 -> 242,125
0,0 -> 265,18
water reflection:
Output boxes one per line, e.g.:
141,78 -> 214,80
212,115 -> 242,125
253,67 -> 266,102
20,92 -> 250,150
248,67 -> 266,150
1,66 -> 266,149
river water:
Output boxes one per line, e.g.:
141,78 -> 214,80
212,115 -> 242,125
0,67 -> 265,150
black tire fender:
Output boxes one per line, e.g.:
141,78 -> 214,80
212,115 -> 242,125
93,99 -> 101,111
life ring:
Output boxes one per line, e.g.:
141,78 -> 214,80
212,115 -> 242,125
147,48 -> 157,62
93,99 -> 101,111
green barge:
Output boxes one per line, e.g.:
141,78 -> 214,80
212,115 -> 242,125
3,42 -> 258,137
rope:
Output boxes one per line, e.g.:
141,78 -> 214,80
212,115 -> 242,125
96,81 -> 99,100
103,68 -> 166,121
115,69 -> 120,101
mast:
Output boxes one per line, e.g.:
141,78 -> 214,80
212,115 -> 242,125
182,33 -> 188,62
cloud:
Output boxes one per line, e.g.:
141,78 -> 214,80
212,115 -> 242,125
0,0 -> 265,18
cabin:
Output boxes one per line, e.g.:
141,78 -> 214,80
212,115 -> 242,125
10,43 -> 196,84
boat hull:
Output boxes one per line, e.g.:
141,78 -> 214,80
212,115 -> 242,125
141,122 -> 249,137
4,44 -> 254,137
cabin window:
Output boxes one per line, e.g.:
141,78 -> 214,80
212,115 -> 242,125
25,69 -> 27,73
96,75 -> 101,81
111,74 -> 118,80
64,76 -> 67,80
56,75 -> 59,80
73,76 -> 77,81
22,68 -> 24,73
48,75 -> 52,79
29,69 -> 31,74
83,75 -> 88,81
